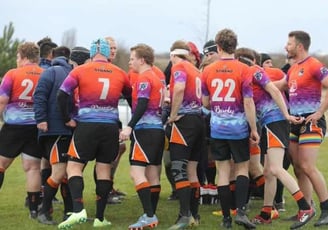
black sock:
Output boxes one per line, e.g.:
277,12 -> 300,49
137,182 -> 153,217
0,168 -> 5,189
28,191 -> 40,212
274,179 -> 284,203
68,176 -> 84,212
176,185 -> 191,217
96,180 -> 112,221
190,183 -> 200,217
320,199 -> 328,210
60,179 -> 73,214
40,179 -> 58,214
229,181 -> 236,210
235,175 -> 249,211
218,185 -> 232,218
150,185 -> 161,214
205,166 -> 216,185
41,168 -> 51,186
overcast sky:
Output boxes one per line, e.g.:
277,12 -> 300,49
2,0 -> 328,55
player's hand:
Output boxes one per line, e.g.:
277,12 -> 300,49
120,126 -> 132,141
37,122 -> 48,132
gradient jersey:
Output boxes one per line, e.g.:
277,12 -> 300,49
131,69 -> 164,130
0,64 -> 43,124
251,66 -> 285,126
287,56 -> 328,115
169,61 -> 202,115
60,60 -> 132,123
129,65 -> 166,87
202,59 -> 253,139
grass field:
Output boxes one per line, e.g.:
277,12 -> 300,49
1,139 -> 328,230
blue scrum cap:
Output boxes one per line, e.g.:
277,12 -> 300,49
90,38 -> 110,58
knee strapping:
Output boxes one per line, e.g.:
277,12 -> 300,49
171,160 -> 188,182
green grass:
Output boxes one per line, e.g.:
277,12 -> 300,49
1,140 -> 328,230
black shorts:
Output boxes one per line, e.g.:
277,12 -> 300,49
166,114 -> 204,161
67,122 -> 119,164
260,120 -> 289,154
0,124 -> 42,159
129,129 -> 165,166
39,135 -> 72,164
210,137 -> 250,163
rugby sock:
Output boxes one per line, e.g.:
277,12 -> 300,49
150,185 -> 161,214
68,176 -> 84,212
229,180 -> 236,210
175,181 -> 191,217
274,179 -> 284,203
95,180 -> 112,221
254,175 -> 265,198
60,178 -> 73,214
205,162 -> 216,185
320,199 -> 328,210
40,177 -> 59,214
260,206 -> 272,220
0,168 -> 5,189
292,190 -> 310,210
218,185 -> 232,218
190,182 -> 200,217
41,168 -> 51,186
136,182 -> 153,217
27,191 -> 40,212
235,175 -> 249,211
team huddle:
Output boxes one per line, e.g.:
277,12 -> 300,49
0,28 -> 328,230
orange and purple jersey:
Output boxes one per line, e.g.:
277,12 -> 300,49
0,64 -> 43,124
202,59 -> 252,139
287,56 -> 328,115
128,65 -> 166,87
131,69 -> 164,129
251,65 -> 286,126
60,60 -> 132,123
169,61 -> 202,115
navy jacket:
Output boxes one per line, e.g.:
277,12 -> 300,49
33,57 -> 73,137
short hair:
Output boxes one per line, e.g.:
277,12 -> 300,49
170,40 -> 191,61
40,42 -> 58,58
215,28 -> 238,54
235,47 -> 255,66
288,30 -> 311,51
52,46 -> 71,59
130,43 -> 154,65
17,42 -> 40,63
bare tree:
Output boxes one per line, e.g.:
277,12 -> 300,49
61,28 -> 77,48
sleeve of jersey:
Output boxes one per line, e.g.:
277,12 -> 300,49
172,67 -> 187,83
201,71 -> 209,96
253,69 -> 271,88
59,72 -> 78,95
242,67 -> 254,98
315,63 -> 328,82
0,70 -> 14,97
33,70 -> 54,123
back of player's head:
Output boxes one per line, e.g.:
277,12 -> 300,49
52,46 -> 71,59
70,46 -> 90,65
215,28 -> 238,54
90,38 -> 110,59
38,37 -> 58,58
203,40 -> 217,55
235,47 -> 255,66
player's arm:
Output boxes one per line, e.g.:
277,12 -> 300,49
168,81 -> 185,122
